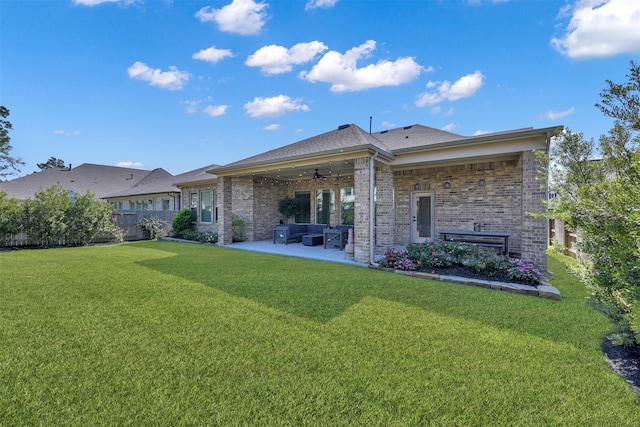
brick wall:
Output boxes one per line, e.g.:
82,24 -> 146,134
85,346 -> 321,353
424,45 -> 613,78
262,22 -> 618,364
393,158 -> 524,256
521,150 -> 548,270
354,156 -> 371,264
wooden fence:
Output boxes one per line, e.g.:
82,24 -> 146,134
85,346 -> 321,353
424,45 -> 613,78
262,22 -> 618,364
1,210 -> 176,248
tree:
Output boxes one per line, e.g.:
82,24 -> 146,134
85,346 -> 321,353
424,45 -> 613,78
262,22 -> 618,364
0,106 -> 25,179
547,62 -> 640,345
37,157 -> 67,171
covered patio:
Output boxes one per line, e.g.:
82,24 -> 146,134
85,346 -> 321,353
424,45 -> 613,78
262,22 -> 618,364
226,239 -> 362,267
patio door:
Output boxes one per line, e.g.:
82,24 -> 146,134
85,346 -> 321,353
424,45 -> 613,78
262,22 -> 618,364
411,191 -> 434,244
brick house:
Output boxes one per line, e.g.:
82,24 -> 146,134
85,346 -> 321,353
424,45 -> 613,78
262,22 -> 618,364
177,123 -> 560,270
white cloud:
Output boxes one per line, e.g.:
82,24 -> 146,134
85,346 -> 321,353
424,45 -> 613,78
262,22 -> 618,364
53,129 -> 80,136
204,105 -> 229,117
262,124 -> 282,131
299,40 -> 425,92
127,61 -> 190,90
244,94 -> 310,118
442,123 -> 460,132
473,129 -> 493,136
183,100 -> 200,114
246,41 -> 328,75
305,0 -> 337,10
193,46 -> 234,63
381,121 -> 395,128
116,161 -> 145,169
542,107 -> 575,120
551,0 -> 640,59
415,70 -> 485,107
195,0 -> 268,36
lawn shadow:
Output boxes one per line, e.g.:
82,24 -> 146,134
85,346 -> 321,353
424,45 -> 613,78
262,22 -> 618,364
135,242 -> 607,349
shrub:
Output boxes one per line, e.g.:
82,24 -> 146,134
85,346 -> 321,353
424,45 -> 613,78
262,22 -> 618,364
138,215 -> 167,240
232,213 -> 245,242
66,191 -> 113,246
0,190 -> 23,244
379,248 -> 417,271
22,184 -> 71,245
381,240 -> 544,284
507,259 -> 545,284
172,209 -> 193,236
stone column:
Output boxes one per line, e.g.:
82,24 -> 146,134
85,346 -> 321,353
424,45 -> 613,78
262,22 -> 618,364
521,150 -> 548,270
218,176 -> 233,245
354,156 -> 371,264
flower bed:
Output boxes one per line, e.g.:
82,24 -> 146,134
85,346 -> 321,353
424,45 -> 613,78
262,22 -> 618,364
379,240 -> 545,286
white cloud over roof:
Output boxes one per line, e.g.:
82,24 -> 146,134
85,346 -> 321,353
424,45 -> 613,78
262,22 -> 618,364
193,46 -> 234,63
246,41 -> 328,75
299,40 -> 424,92
244,94 -> 310,118
127,61 -> 190,90
415,70 -> 485,107
195,0 -> 268,36
551,0 -> 640,59
116,161 -> 145,169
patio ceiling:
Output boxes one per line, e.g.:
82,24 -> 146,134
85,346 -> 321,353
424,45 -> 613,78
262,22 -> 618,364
223,158 -> 357,183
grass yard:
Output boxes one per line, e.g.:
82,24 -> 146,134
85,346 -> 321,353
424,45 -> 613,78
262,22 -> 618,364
1,241 -> 639,425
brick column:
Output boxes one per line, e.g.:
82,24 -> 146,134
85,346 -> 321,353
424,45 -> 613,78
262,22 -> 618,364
375,164 -> 394,256
354,156 -> 371,264
521,151 -> 548,270
218,176 -> 233,245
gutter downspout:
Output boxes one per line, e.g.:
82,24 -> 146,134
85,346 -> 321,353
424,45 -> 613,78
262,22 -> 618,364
370,151 -> 379,266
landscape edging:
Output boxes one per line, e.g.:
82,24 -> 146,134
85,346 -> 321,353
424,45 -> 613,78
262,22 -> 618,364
372,267 -> 562,300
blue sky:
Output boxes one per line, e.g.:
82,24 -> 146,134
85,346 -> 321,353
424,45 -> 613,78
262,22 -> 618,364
2,0 -> 640,176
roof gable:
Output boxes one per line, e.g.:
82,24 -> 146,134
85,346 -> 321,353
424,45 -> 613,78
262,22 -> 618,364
215,124 -> 391,173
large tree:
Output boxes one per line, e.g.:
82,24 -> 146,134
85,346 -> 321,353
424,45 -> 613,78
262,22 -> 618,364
547,62 -> 640,345
37,157 -> 67,171
0,106 -> 25,179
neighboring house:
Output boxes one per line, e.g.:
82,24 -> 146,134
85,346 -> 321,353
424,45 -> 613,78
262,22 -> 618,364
173,164 -> 220,233
0,163 -> 155,202
208,123 -> 560,270
103,168 -> 181,211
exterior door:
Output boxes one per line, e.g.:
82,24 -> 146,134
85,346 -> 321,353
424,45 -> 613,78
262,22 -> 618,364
411,191 -> 434,243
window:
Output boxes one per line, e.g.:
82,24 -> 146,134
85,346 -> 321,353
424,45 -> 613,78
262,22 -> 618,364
294,191 -> 310,223
316,189 -> 335,225
162,199 -> 170,211
190,192 -> 198,222
340,187 -> 354,225
201,191 -> 212,223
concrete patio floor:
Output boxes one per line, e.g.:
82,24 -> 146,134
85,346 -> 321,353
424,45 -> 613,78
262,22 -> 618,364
225,239 -> 362,267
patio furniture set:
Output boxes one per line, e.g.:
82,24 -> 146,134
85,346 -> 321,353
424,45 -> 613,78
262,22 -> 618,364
273,224 -> 353,249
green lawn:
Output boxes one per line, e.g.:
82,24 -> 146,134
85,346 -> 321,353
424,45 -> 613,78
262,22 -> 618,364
1,241 -> 638,425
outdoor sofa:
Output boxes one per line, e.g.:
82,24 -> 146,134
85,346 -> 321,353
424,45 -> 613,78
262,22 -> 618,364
273,224 -> 328,245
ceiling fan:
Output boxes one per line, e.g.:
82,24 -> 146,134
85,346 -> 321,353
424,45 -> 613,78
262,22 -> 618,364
312,168 -> 325,179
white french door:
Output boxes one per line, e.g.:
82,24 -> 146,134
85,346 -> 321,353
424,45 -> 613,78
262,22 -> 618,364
411,191 -> 435,244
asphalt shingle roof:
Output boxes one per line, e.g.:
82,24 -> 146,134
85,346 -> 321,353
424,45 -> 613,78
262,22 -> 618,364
0,163 -> 155,200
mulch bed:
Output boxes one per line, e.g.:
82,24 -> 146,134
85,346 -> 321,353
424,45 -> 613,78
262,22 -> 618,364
604,337 -> 640,396
417,265 -> 537,287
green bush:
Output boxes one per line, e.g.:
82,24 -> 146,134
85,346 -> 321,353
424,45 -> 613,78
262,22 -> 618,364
22,184 -> 71,245
172,209 -> 193,236
0,190 -> 23,244
138,215 -> 167,240
66,191 -> 114,246
383,240 -> 543,284
232,213 -> 245,242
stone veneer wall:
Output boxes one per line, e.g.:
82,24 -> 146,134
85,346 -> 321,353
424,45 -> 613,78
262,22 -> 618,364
393,158 -> 524,257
